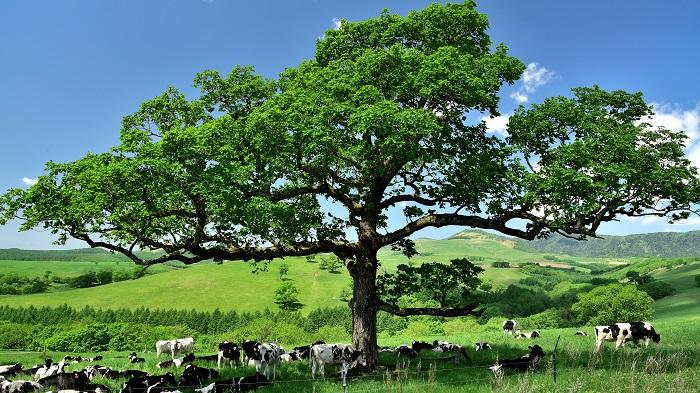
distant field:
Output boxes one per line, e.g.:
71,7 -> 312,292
652,262 -> 700,321
0,259 -> 177,278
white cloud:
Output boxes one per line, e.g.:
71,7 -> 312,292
332,17 -> 342,30
670,216 -> 700,226
647,103 -> 700,169
21,177 -> 37,186
510,62 -> 555,104
481,114 -> 511,137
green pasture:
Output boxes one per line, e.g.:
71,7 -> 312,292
0,259 -> 176,279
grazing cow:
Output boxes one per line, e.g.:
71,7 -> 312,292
0,364 -> 22,377
432,341 -> 467,365
172,338 -> 195,358
128,353 -> 145,364
155,341 -> 174,357
594,321 -> 660,351
574,331 -> 588,337
217,342 -> 241,368
503,320 -> 517,335
489,345 -> 545,374
514,330 -> 541,339
310,344 -> 367,380
157,353 -> 195,369
120,373 -> 177,393
411,341 -> 434,352
475,342 -> 492,351
179,365 -> 219,387
37,371 -> 90,390
0,376 -> 41,393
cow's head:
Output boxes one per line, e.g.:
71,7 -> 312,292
528,345 -> 545,359
183,353 -> 196,363
651,332 -> 661,343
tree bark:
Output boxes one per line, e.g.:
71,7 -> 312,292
349,252 -> 379,369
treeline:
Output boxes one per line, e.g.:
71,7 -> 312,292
0,274 -> 49,295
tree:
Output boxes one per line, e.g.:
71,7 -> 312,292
319,256 -> 343,273
278,263 -> 289,280
639,280 -> 676,300
273,281 -> 303,311
625,270 -> 653,285
1,2 -> 698,368
572,284 -> 654,325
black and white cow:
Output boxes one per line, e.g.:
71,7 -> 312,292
395,345 -> 417,358
574,331 -> 588,337
310,344 -> 367,380
120,373 -> 177,393
0,376 -> 41,393
411,341 -> 434,352
432,341 -> 467,365
21,359 -> 51,377
37,371 -> 90,391
255,344 -> 281,380
217,342 -> 241,368
0,364 -> 22,377
240,341 -> 261,366
156,353 -> 195,368
503,320 -> 517,335
514,330 -> 541,339
287,340 -> 325,360
280,351 -> 304,363
489,345 -> 545,374
128,353 -> 145,363
475,342 -> 492,351
594,321 -> 660,351
195,373 -> 270,393
179,365 -> 220,387
34,360 -> 65,379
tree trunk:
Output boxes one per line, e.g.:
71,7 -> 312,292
349,252 -> 379,369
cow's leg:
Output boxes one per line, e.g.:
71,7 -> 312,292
615,338 -> 623,350
595,338 -> 604,352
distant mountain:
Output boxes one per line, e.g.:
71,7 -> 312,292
517,231 -> 700,258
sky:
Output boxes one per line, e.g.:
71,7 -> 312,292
1,0 -> 699,249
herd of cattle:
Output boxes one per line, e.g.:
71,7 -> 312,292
0,319 -> 662,393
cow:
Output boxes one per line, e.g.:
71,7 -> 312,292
475,342 -> 492,351
514,330 -> 541,339
288,340 -> 325,360
120,373 -> 176,393
35,360 -> 65,380
0,364 -> 22,377
395,345 -> 417,358
254,343 -> 281,380
172,338 -> 195,358
280,351 -> 304,363
489,345 -> 545,374
195,373 -> 270,393
179,365 -> 219,387
594,321 -> 660,351
217,342 -> 241,368
432,341 -> 467,365
155,341 -> 174,357
240,341 -> 260,366
145,381 -> 179,393
128,353 -> 145,364
503,320 -> 517,335
0,376 -> 41,393
37,371 -> 90,391
22,360 -> 51,377
411,341 -> 433,352
574,331 -> 588,337
310,344 -> 367,380
378,346 -> 394,353
156,353 -> 195,368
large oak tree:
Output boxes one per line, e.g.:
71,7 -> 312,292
2,2 -> 699,367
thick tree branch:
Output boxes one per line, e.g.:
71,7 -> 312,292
377,301 -> 481,317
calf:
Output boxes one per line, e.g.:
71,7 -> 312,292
574,331 -> 588,337
503,320 -> 517,335
310,344 -> 367,380
120,373 -> 176,393
432,341 -> 467,365
475,342 -> 492,351
128,353 -> 145,364
217,342 -> 241,368
489,345 -> 545,374
514,330 -> 541,339
179,365 -> 219,387
594,321 -> 660,351
0,364 -> 22,377
156,353 -> 195,369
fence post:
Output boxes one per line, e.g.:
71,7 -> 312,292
553,335 -> 561,385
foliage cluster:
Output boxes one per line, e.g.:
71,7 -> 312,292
0,274 -> 50,295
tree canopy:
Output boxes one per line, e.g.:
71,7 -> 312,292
1,1 -> 699,367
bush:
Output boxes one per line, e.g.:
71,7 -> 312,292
572,284 -> 653,325
0,322 -> 34,349
521,308 -> 569,329
273,281 -> 303,311
401,318 -> 445,337
695,275 -> 700,287
640,280 -> 676,300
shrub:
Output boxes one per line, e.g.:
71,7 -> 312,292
273,281 -> 303,311
572,284 -> 653,325
521,308 -> 569,329
0,322 -> 34,349
640,280 -> 676,300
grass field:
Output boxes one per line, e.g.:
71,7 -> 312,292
1,319 -> 697,392
0,259 -> 177,279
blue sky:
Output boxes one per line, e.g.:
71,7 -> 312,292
1,0 -> 699,248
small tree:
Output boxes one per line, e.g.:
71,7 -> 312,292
319,256 -> 343,273
279,263 -> 289,280
625,270 -> 653,285
274,281 -> 303,311
572,284 -> 653,325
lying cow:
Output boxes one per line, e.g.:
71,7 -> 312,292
310,344 -> 366,380
503,320 -> 517,335
120,373 -> 177,393
489,345 -> 545,374
0,376 -> 41,393
594,321 -> 660,351
0,364 -> 22,377
37,371 -> 89,390
411,341 -> 433,352
21,359 -> 52,377
475,342 -> 492,351
574,331 -> 588,337
156,353 -> 194,368
514,330 -> 541,339
179,365 -> 219,387
35,360 -> 65,380
432,341 -> 467,365
128,353 -> 145,363
287,340 -> 325,360
217,342 -> 241,368
195,373 -> 271,393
